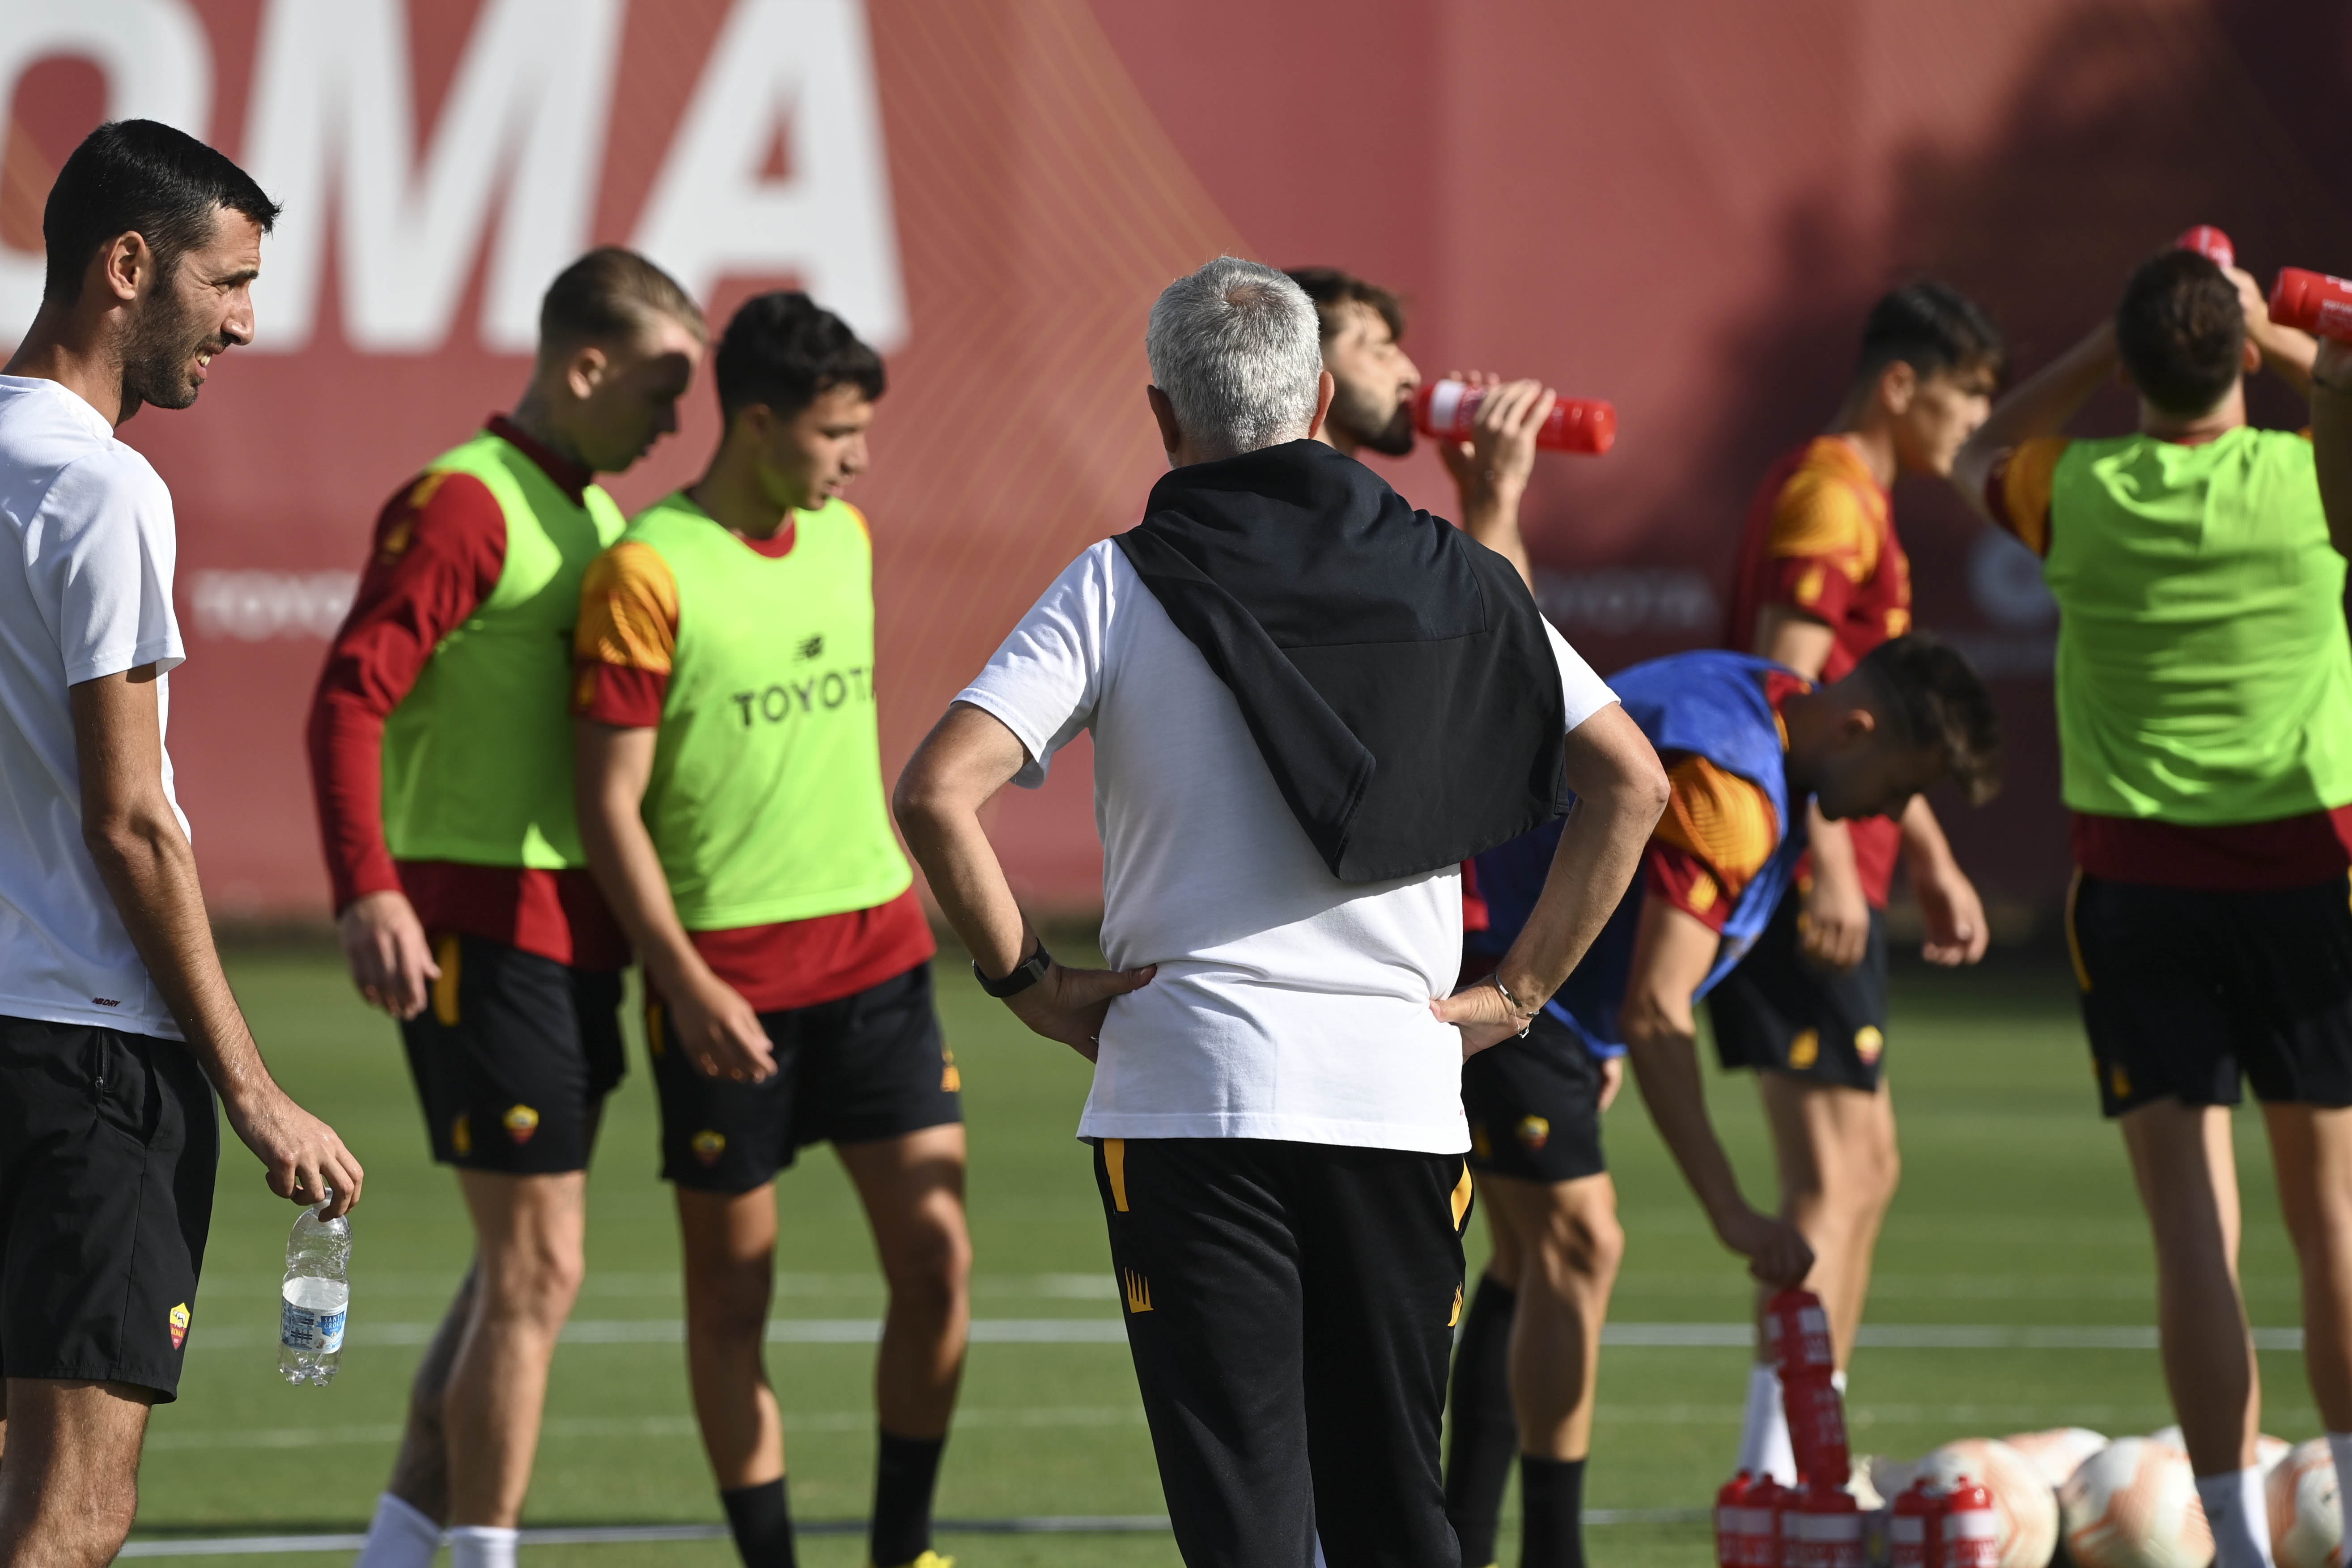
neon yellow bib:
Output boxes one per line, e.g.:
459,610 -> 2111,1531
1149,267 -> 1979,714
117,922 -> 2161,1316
382,430 -> 625,868
623,492 -> 912,927
2045,428 -> 2352,822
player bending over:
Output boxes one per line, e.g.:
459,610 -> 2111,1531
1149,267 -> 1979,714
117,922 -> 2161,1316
0,120 -> 362,1568
1440,638 -> 1999,1568
1949,243 -> 2340,1568
574,293 -> 967,1568
309,250 -> 705,1568
1715,283 -> 2004,1482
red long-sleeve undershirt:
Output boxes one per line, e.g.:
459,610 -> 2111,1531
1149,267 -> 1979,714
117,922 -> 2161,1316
306,416 -> 628,969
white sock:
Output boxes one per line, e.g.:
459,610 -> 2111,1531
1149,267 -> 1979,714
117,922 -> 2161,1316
448,1524 -> 519,1568
1831,1368 -> 1848,1396
354,1494 -> 442,1568
2329,1432 -> 2352,1493
2195,1466 -> 2275,1568
1738,1363 -> 1797,1484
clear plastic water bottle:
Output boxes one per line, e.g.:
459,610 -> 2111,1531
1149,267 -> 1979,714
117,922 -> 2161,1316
279,1196 -> 350,1385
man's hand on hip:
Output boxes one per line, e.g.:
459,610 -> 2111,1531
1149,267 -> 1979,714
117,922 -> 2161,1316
338,889 -> 440,1019
1006,960 -> 1157,1062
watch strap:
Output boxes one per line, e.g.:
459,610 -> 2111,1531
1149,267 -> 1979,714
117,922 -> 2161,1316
973,943 -> 1053,999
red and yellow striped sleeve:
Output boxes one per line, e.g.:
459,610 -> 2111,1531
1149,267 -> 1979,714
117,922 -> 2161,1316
1643,755 -> 1781,932
572,540 -> 678,727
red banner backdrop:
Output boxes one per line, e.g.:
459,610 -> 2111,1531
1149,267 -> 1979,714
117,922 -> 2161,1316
4,0 -> 2348,922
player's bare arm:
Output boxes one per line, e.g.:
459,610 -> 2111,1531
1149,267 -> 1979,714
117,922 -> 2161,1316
573,718 -> 774,1082
2312,340 -> 2352,558
1950,323 -> 2118,523
1898,795 -> 1987,965
2234,263 -> 2319,398
894,701 -> 1155,1061
1754,604 -> 1872,971
1439,369 -> 1556,590
72,665 -> 361,1218
1618,895 -> 1812,1287
1435,702 -> 1668,1055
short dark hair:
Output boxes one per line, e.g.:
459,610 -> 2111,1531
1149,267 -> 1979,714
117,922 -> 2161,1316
1855,634 -> 2003,806
2115,249 -> 2244,418
713,291 -> 885,421
1285,267 -> 1406,344
43,120 -> 280,306
1854,281 -> 2005,386
540,246 -> 705,355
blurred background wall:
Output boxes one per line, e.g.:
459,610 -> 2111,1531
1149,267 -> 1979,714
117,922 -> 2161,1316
7,0 -> 2348,926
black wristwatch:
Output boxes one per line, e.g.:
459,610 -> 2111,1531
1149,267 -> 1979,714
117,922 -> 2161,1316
974,943 -> 1053,999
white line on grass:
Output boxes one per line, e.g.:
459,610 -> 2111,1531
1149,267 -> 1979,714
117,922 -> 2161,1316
118,1511 -> 1708,1556
177,1319 -> 2310,1350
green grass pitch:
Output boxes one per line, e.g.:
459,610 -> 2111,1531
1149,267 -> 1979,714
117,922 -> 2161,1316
125,943 -> 2316,1565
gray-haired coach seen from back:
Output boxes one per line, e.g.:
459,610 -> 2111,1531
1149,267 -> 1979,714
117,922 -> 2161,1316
895,258 -> 1668,1566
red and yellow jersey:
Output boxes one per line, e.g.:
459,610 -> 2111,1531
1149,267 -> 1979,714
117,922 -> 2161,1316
1644,754 -> 1783,934
572,505 -> 933,1012
1725,437 -> 1908,906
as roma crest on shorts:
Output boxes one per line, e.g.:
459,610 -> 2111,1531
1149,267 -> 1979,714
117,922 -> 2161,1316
1516,1115 -> 1551,1152
503,1104 -> 541,1144
692,1129 -> 726,1166
451,1113 -> 472,1158
1855,1025 -> 1885,1064
169,1301 -> 191,1350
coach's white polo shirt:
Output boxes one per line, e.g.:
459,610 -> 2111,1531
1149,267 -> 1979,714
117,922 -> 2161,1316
0,376 -> 188,1039
959,540 -> 1618,1156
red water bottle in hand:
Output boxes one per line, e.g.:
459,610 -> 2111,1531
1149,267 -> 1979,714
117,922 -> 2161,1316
2271,268 -> 2352,344
2177,225 -> 2235,269
1765,1288 -> 1850,1488
1413,378 -> 1618,455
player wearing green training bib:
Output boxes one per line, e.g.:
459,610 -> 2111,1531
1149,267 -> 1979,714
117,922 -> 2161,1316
1953,244 -> 2352,1568
573,293 -> 964,1568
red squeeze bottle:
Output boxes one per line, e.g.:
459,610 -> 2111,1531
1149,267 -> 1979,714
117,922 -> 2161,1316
1765,1289 -> 1851,1487
1941,1479 -> 2000,1568
2177,225 -> 2235,269
1793,1484 -> 1866,1568
2271,268 -> 2352,344
1412,378 -> 1618,455
1717,1472 -> 1756,1568
1890,1479 -> 1945,1568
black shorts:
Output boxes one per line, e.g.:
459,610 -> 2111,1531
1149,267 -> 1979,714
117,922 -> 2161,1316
0,1016 -> 218,1401
649,962 -> 961,1194
1708,891 -> 1890,1092
2069,872 -> 2352,1116
1461,1010 -> 1608,1183
1094,1136 -> 1471,1568
400,935 -> 625,1176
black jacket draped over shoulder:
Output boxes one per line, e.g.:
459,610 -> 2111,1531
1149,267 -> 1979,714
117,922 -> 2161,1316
1112,439 -> 1570,884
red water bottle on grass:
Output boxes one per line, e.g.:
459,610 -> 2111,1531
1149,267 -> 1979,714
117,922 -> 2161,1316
1788,1485 -> 1866,1568
1718,1472 -> 1758,1567
1412,378 -> 1618,455
2177,225 -> 2235,268
1751,1475 -> 1792,1567
1890,1479 -> 1945,1568
1941,1479 -> 2000,1568
1765,1288 -> 1850,1487
2270,268 -> 2352,344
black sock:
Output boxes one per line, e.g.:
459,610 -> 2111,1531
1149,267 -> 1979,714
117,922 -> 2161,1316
1519,1454 -> 1588,1568
870,1429 -> 947,1567
1443,1273 -> 1519,1568
719,1477 -> 796,1568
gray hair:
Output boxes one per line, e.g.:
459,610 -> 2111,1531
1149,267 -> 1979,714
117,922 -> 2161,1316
1146,257 -> 1324,459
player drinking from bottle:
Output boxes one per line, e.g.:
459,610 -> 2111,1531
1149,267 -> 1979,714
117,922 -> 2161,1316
1950,244 -> 2342,1568
573,292 -> 967,1568
0,119 -> 362,1568
308,248 -> 705,1568
1716,284 -> 2004,1483
1439,637 -> 2000,1568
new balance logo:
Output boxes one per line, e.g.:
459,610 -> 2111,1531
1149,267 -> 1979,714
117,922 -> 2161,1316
1121,1268 -> 1153,1314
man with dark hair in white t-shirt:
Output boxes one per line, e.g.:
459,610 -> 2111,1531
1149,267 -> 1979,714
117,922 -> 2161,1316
0,120 -> 360,1568
896,257 -> 1668,1567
